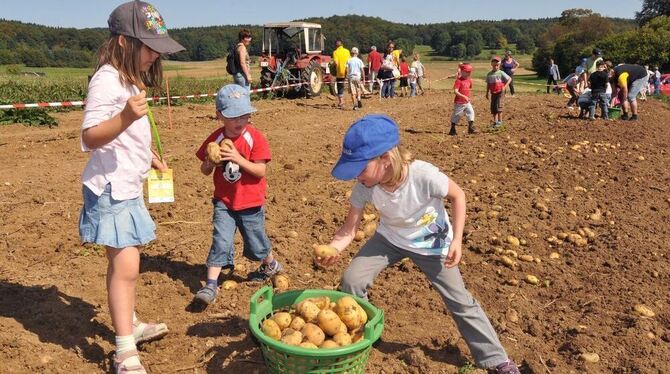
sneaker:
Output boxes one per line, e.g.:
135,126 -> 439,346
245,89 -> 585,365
248,261 -> 283,282
621,113 -> 629,120
113,349 -> 146,374
133,320 -> 168,345
492,121 -> 503,129
489,359 -> 521,374
448,126 -> 457,136
194,284 -> 218,305
629,114 -> 638,121
353,105 -> 359,111
567,105 -> 574,110
358,100 -> 363,108
468,126 -> 477,134
588,117 -> 596,121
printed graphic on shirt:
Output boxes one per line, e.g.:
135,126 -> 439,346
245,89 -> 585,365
413,212 -> 451,249
222,161 -> 241,183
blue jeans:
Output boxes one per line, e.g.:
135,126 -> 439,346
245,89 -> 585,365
589,91 -> 609,119
233,73 -> 250,91
207,199 -> 271,268
410,83 -> 417,97
382,79 -> 393,98
627,77 -> 647,103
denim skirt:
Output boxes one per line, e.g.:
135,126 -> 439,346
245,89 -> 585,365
79,184 -> 156,249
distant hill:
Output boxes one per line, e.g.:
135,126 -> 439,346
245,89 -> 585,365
0,14 -> 636,68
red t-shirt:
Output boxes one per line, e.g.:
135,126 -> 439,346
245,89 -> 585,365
196,124 -> 271,211
400,62 -> 409,76
453,77 -> 472,104
367,51 -> 383,72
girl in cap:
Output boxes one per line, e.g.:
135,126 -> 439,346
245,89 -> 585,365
79,1 -> 184,372
316,115 -> 521,374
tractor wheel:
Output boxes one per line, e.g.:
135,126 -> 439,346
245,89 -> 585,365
302,61 -> 323,97
260,69 -> 273,98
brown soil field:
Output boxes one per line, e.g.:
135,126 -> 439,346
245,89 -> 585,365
1,90 -> 669,373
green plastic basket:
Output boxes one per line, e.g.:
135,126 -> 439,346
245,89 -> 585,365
249,286 -> 384,374
609,106 -> 622,119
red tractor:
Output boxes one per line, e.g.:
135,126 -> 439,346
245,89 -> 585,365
258,22 -> 333,97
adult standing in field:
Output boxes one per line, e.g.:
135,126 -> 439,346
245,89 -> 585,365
501,50 -> 519,96
332,39 -> 351,109
546,58 -> 561,94
367,46 -> 383,92
608,62 -> 648,121
233,29 -> 253,91
411,53 -> 427,95
379,42 -> 398,98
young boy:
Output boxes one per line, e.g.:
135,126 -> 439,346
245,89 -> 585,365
194,84 -> 282,305
577,88 -> 592,119
588,60 -> 609,120
346,47 -> 365,110
486,56 -> 511,129
449,63 -> 476,135
398,56 -> 410,97
411,53 -> 426,95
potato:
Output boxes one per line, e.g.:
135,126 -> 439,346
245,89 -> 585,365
354,230 -> 366,241
362,213 -> 377,222
363,222 -> 377,237
333,332 -> 352,346
220,138 -> 234,151
320,340 -> 340,349
272,274 -> 290,292
506,235 -> 520,247
338,306 -> 362,331
297,301 -> 320,322
299,296 -> 330,310
262,319 -> 281,340
634,304 -> 655,317
271,312 -> 292,330
525,274 -> 540,285
328,302 -> 337,310
299,342 -> 319,349
335,296 -> 359,313
317,309 -> 343,336
352,332 -> 364,344
337,320 -> 348,335
206,142 -> 222,164
356,305 -> 368,325
221,280 -> 237,290
280,328 -> 303,346
289,316 -> 306,331
301,323 -> 325,346
314,245 -> 338,259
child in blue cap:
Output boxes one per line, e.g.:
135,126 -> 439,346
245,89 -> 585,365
194,84 -> 282,305
316,114 -> 521,374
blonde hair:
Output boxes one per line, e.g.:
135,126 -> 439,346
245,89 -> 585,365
382,146 -> 413,187
95,35 -> 163,91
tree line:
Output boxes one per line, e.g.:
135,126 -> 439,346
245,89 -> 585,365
2,3 -> 668,78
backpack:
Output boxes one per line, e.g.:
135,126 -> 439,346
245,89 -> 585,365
226,44 -> 239,75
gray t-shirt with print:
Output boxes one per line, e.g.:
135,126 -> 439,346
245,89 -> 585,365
350,160 -> 453,256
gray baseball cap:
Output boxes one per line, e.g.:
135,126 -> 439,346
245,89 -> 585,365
108,1 -> 185,54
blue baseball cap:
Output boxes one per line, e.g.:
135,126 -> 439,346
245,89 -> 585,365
331,114 -> 400,180
215,84 -> 256,118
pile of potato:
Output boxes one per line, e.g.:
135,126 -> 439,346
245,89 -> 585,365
206,138 -> 234,165
261,295 -> 368,349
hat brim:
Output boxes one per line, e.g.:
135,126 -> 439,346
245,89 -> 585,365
220,106 -> 257,119
331,158 -> 369,181
141,36 -> 185,54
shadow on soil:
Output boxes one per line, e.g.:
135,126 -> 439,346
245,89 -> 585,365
0,281 -> 112,368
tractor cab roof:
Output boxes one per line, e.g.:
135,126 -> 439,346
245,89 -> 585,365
263,22 -> 322,29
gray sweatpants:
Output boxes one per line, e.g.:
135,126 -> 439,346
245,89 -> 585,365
340,233 -> 509,369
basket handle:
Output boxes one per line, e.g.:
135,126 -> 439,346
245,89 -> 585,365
364,308 -> 384,340
249,285 -> 274,314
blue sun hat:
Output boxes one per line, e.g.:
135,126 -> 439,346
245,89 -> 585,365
331,114 -> 400,180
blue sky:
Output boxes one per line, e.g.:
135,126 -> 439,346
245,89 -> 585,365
3,0 -> 641,28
